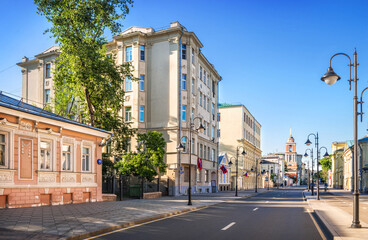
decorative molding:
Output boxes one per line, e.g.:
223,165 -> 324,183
81,174 -> 95,183
38,172 -> 57,183
0,118 -> 18,129
19,121 -> 32,131
37,128 -> 60,136
0,170 -> 14,183
61,173 -> 77,183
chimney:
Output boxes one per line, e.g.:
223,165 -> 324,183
22,56 -> 28,62
170,21 -> 181,28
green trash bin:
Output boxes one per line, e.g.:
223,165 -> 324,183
129,185 -> 141,198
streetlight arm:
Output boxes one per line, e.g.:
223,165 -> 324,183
319,146 -> 329,156
329,52 -> 352,90
359,87 -> 368,122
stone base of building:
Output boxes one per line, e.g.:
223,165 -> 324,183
0,187 -> 99,208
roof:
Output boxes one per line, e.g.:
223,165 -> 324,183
218,152 -> 228,165
0,92 -> 109,134
218,103 -> 243,108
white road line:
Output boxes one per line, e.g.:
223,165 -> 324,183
253,208 -> 259,211
221,222 -> 236,231
265,201 -> 269,203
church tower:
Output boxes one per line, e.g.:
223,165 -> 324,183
285,128 -> 298,179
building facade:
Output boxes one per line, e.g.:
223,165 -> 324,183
261,155 -> 284,187
17,22 -> 222,196
218,152 -> 231,191
0,93 -> 109,208
331,141 -> 345,189
218,103 -> 262,191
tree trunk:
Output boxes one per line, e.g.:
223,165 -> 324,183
85,88 -> 95,126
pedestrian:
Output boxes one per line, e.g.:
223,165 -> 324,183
324,182 -> 327,192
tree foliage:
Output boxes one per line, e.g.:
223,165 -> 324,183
319,156 -> 332,182
35,0 -> 135,155
115,131 -> 167,181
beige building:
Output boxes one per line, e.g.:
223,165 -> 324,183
218,103 -> 262,190
16,22 -> 222,195
331,141 -> 345,189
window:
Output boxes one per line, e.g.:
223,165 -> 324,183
191,48 -> 195,64
192,78 -> 195,93
126,46 -> 132,61
211,126 -> 215,139
46,63 -> 51,78
139,106 -> 145,122
182,44 -> 186,59
207,147 -> 210,160
205,170 -> 209,182
182,136 -> 187,153
182,74 -> 186,90
200,66 -> 202,80
125,107 -> 132,122
40,141 -> 51,170
62,144 -> 72,171
140,46 -> 145,61
204,71 -> 206,84
203,121 -> 207,135
82,146 -> 90,171
139,75 -> 145,91
0,133 -> 7,167
203,145 -> 206,159
191,108 -> 194,121
45,89 -> 51,104
197,168 -> 201,182
207,73 -> 209,86
182,105 -> 186,121
192,138 -> 195,154
200,144 -> 203,158
199,92 -> 203,106
212,149 -> 215,162
203,96 -> 206,109
207,98 -> 210,111
125,77 -> 132,91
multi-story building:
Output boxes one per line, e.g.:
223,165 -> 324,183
218,103 -> 262,190
331,141 -> 345,189
218,152 -> 231,191
16,22 -> 222,196
260,155 -> 284,187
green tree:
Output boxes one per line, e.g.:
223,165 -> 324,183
319,156 -> 332,182
115,131 -> 167,182
35,0 -> 135,155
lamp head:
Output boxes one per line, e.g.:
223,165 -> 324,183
198,123 -> 205,133
321,67 -> 341,85
176,143 -> 185,152
323,152 -> 330,158
304,153 -> 308,157
305,139 -> 312,146
228,160 -> 233,166
241,150 -> 246,156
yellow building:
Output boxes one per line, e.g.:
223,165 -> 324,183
218,103 -> 262,190
331,141 -> 345,189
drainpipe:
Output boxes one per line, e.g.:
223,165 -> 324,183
177,26 -> 185,195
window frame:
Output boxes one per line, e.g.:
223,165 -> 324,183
182,105 -> 187,121
126,46 -> 133,62
125,77 -> 132,91
182,74 -> 187,90
46,63 -> 51,78
125,106 -> 132,122
0,131 -> 8,168
39,140 -> 52,170
82,146 -> 91,172
140,45 -> 145,61
62,144 -> 73,171
139,75 -> 145,91
182,44 -> 187,60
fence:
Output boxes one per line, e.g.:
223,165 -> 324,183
102,174 -> 169,200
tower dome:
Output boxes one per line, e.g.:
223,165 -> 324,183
287,128 -> 294,143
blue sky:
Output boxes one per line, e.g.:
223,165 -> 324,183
1,0 -> 368,163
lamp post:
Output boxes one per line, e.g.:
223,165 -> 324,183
304,148 -> 314,195
321,49 -> 361,228
305,134 -> 329,200
228,147 -> 246,196
177,117 -> 205,206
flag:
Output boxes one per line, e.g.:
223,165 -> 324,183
220,165 -> 227,174
244,171 -> 248,177
197,158 -> 202,170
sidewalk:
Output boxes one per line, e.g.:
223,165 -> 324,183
0,189 -> 268,240
304,189 -> 368,240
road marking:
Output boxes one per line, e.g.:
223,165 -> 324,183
253,208 -> 259,211
221,222 -> 236,231
265,201 -> 269,203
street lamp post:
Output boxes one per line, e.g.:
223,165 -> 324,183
321,49 -> 361,228
228,146 -> 246,197
304,148 -> 314,195
305,134 -> 329,200
251,159 -> 258,193
177,117 -> 205,206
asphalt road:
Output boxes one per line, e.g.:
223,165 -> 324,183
87,187 -> 323,240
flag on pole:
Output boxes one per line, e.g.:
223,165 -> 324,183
220,165 -> 227,174
244,171 -> 248,177
197,158 -> 203,170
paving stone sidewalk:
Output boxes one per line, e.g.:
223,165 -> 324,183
0,189 -> 268,240
304,189 -> 368,240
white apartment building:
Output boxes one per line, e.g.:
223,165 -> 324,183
16,22 -> 222,196
218,103 -> 262,190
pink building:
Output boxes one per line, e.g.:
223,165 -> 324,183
0,93 -> 110,208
